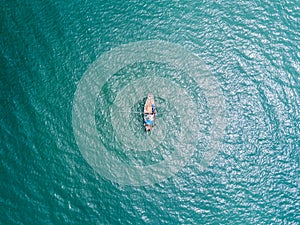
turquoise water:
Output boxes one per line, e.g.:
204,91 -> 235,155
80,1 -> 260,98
1,0 -> 299,224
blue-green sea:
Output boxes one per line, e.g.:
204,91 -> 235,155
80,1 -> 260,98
1,0 -> 299,224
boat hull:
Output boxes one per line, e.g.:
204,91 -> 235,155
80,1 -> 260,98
144,94 -> 156,131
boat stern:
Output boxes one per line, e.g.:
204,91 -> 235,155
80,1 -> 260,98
145,124 -> 152,131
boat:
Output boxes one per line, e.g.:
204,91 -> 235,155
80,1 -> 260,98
144,93 -> 157,131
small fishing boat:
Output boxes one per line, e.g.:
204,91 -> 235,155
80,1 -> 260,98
144,93 -> 157,131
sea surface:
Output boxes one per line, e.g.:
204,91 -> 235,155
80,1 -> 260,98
1,0 -> 299,224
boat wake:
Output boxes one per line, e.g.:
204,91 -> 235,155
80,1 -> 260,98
72,40 -> 226,186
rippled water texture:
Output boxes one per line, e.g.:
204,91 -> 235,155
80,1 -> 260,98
1,0 -> 299,224
72,40 -> 225,186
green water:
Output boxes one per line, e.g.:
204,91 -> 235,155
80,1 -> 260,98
1,0 -> 299,224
